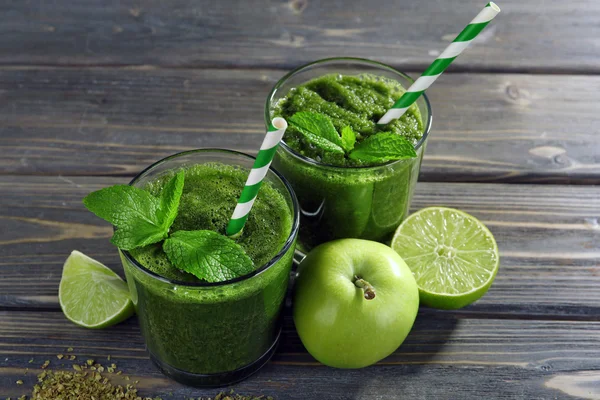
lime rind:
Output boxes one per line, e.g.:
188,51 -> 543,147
59,250 -> 134,329
392,207 -> 499,309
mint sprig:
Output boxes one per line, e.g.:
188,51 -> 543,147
83,170 -> 255,282
289,112 -> 344,149
83,172 -> 184,250
163,230 -> 254,283
157,170 -> 185,230
287,111 -> 416,164
349,132 -> 417,162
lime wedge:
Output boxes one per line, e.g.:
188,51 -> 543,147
59,250 -> 134,328
391,207 -> 499,309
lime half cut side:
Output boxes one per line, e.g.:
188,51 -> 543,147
59,250 -> 134,329
391,207 -> 499,309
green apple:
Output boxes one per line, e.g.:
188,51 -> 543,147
293,239 -> 419,369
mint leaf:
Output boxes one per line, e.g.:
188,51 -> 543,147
341,126 -> 356,152
157,170 -> 185,232
349,133 -> 417,163
110,219 -> 168,250
83,185 -> 167,250
83,172 -> 185,251
299,130 -> 345,156
163,230 -> 254,282
289,112 -> 344,148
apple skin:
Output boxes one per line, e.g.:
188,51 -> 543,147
293,239 -> 419,369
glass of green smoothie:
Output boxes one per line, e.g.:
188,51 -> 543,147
267,58 -> 432,251
120,149 -> 299,387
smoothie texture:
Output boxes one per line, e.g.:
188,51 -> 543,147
269,67 -> 429,249
122,162 -> 295,376
272,73 -> 424,167
130,163 -> 291,281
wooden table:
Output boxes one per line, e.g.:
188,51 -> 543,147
2,1 -> 599,398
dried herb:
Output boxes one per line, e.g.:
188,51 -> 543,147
191,391 -> 274,400
31,365 -> 163,400
31,367 -> 160,400
8,353 -> 163,400
8,354 -> 274,400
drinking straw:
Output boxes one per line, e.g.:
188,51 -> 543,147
226,117 -> 288,237
378,2 -> 501,125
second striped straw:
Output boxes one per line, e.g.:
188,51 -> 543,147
226,117 -> 288,238
378,2 -> 501,125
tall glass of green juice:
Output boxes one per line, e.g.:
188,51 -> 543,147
267,58 -> 432,251
120,149 -> 299,387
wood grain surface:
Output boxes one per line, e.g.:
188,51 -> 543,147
2,68 -> 599,183
2,0 -> 599,398
1,311 -> 600,399
1,0 -> 599,73
1,176 -> 598,318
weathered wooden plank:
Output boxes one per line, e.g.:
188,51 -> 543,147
1,68 -> 599,182
1,176 -> 599,318
1,311 -> 599,399
0,0 -> 598,73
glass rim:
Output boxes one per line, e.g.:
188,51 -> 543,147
265,57 -> 433,170
120,148 -> 300,288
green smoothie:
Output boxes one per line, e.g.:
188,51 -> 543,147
121,161 -> 296,378
272,73 -> 424,167
269,65 -> 430,249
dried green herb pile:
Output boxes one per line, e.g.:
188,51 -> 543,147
6,356 -> 160,400
191,391 -> 274,400
6,352 -> 273,400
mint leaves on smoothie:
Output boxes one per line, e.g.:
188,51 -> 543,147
340,126 -> 357,152
163,230 -> 253,282
289,112 -> 345,149
288,112 -> 345,160
349,132 -> 417,162
273,73 -> 425,166
83,171 -> 254,283
288,111 -> 416,164
157,168 -> 185,230
83,173 -> 184,250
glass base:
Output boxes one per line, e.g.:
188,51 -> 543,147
148,329 -> 281,388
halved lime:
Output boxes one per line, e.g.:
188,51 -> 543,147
59,250 -> 134,328
391,207 -> 499,309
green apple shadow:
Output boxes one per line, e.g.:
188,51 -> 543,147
262,282 -> 460,397
255,309 -> 459,399
390,307 -> 460,366
254,264 -> 459,398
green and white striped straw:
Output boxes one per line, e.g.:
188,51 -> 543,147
378,2 -> 501,125
226,117 -> 288,237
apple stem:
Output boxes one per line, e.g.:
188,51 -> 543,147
354,276 -> 376,300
